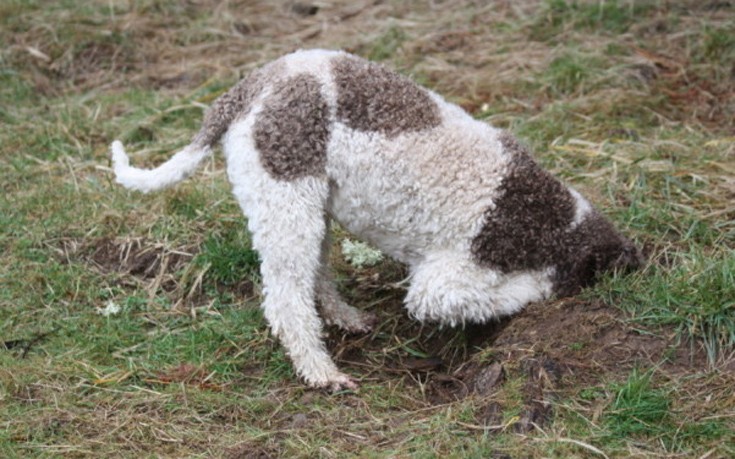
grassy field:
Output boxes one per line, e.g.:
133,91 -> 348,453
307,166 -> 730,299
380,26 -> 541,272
1,0 -> 734,457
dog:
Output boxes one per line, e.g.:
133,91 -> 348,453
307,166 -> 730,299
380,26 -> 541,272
111,49 -> 642,391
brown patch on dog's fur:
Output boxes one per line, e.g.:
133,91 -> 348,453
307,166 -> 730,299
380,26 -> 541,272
331,55 -> 441,137
471,133 -> 576,272
192,63 -> 276,148
472,132 -> 641,294
253,74 -> 330,180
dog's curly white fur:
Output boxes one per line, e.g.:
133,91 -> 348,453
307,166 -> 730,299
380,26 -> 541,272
112,49 -> 641,391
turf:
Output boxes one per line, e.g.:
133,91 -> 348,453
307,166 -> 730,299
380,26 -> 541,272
1,0 -> 733,457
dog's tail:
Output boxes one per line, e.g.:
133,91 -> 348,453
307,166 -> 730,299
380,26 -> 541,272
110,140 -> 212,194
111,63 -> 267,193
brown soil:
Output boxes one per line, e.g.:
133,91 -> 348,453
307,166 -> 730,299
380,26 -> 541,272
439,299 -> 706,430
52,236 -> 196,295
329,278 -> 708,431
86,237 -> 192,278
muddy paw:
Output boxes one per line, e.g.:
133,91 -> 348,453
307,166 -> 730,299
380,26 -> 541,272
336,310 -> 378,335
321,374 -> 359,393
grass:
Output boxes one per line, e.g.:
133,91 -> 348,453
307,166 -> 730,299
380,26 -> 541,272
530,0 -> 655,41
192,225 -> 260,289
605,369 -> 672,439
597,249 -> 735,364
1,0 -> 734,457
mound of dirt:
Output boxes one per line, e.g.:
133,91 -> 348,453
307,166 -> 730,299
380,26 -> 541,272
420,298 -> 706,431
490,299 -> 687,373
328,276 -> 708,432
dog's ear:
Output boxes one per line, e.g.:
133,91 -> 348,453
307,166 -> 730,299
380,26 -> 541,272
553,248 -> 614,297
553,253 -> 596,297
616,242 -> 645,272
552,212 -> 643,297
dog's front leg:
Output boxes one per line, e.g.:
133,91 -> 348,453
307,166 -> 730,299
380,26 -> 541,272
250,179 -> 358,392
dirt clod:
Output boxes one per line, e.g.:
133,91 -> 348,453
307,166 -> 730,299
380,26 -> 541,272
471,362 -> 505,396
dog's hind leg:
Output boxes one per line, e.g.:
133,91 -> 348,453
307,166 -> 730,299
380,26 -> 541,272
405,250 -> 553,326
315,219 -> 377,334
244,178 -> 357,391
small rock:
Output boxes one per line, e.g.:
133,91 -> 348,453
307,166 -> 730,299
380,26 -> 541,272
473,362 -> 505,396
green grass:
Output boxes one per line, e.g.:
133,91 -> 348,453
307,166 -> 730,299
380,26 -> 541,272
701,25 -> 735,62
192,225 -> 260,289
1,0 -> 734,457
552,368 -> 734,455
530,0 -> 654,41
602,368 -> 732,452
604,369 -> 671,439
363,26 -> 407,61
596,249 -> 735,364
541,52 -> 602,96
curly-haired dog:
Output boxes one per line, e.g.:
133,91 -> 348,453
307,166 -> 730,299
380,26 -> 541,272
112,49 -> 642,391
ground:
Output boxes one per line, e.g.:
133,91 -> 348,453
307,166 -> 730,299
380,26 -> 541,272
1,0 -> 734,457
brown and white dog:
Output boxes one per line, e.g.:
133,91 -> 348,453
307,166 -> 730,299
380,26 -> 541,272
112,49 -> 642,390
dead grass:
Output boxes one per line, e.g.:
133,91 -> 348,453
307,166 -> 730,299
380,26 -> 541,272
2,0 -> 734,457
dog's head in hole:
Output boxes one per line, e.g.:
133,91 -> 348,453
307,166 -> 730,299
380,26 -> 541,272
470,132 -> 643,299
111,49 -> 643,391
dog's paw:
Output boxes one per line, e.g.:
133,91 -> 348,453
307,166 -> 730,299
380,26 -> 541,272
328,308 -> 378,335
324,373 -> 359,393
349,310 -> 378,334
306,371 -> 359,393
